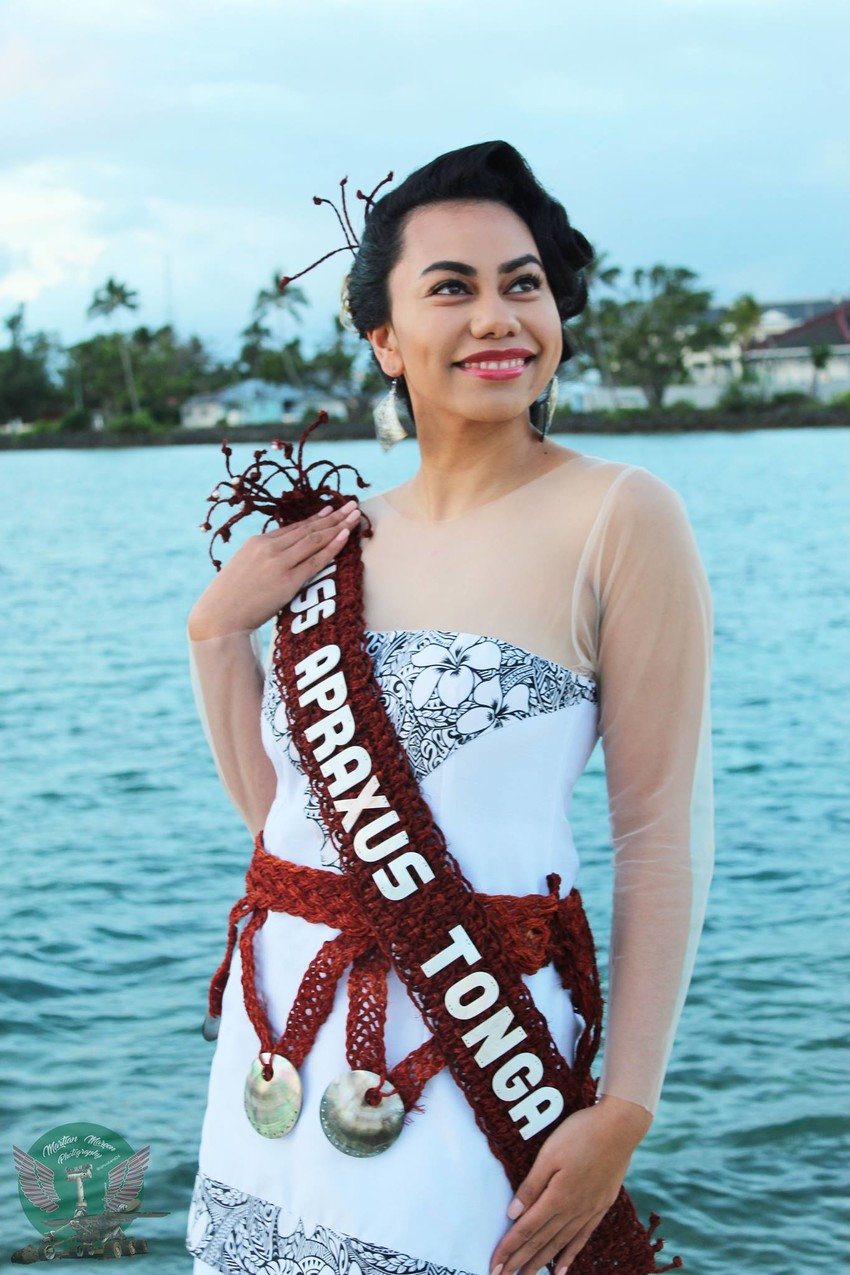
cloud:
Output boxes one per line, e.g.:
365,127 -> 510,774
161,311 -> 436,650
161,79 -> 304,115
798,138 -> 850,190
0,161 -> 108,303
7,0 -> 167,32
0,35 -> 48,103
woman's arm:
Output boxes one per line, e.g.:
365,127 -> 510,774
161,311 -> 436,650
591,465 -> 715,1119
186,498 -> 363,836
187,624 -> 278,837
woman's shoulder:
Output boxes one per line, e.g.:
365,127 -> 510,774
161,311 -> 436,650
355,445 -> 685,533
357,442 -> 615,516
533,452 -> 695,566
522,446 -> 684,518
595,460 -> 690,525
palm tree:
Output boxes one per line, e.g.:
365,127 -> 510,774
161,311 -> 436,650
582,249 -> 622,391
253,270 -> 309,387
722,294 -> 762,377
4,303 -> 24,348
808,342 -> 832,400
86,277 -> 141,414
237,316 -> 273,378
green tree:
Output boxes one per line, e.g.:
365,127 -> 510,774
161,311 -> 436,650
253,339 -> 310,388
253,270 -> 309,386
235,317 -> 310,388
720,294 -> 762,377
86,277 -> 142,414
117,325 -> 217,424
302,317 -> 384,425
63,324 -> 226,424
593,265 -> 723,409
571,249 -> 622,389
64,334 -> 133,419
237,316 -> 273,379
808,341 -> 832,399
0,304 -> 61,422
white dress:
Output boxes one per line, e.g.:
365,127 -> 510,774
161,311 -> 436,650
185,449 -> 715,1275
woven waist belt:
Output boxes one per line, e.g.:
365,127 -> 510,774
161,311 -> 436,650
205,830 -> 603,1129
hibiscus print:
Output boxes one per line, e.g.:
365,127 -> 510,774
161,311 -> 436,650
456,676 -> 530,735
409,637 -> 502,709
263,629 -> 598,809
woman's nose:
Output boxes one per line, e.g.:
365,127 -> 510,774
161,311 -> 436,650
468,289 -> 521,339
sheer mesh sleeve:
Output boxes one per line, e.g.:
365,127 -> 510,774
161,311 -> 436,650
584,466 -> 715,1117
187,625 -> 278,837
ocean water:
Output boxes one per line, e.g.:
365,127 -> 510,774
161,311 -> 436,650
1,427 -> 847,1272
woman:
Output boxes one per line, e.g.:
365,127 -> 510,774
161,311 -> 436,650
185,140 -> 714,1275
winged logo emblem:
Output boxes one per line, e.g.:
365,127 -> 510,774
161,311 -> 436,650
11,1147 -> 60,1214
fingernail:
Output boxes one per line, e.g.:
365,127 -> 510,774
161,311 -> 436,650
317,505 -> 333,517
507,1198 -> 524,1220
490,1265 -> 503,1275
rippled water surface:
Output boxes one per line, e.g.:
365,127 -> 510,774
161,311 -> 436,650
2,427 -> 848,1272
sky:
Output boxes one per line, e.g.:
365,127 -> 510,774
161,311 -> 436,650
2,0 -> 848,365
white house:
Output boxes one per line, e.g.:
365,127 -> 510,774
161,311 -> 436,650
180,378 -> 347,428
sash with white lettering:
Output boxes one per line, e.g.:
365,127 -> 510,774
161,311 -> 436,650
203,416 -> 682,1274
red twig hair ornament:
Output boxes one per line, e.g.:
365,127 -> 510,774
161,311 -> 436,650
276,171 -> 394,330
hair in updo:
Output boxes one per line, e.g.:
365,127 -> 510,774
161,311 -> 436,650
345,139 -> 594,434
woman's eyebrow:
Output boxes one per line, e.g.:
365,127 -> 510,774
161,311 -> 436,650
419,253 -> 543,278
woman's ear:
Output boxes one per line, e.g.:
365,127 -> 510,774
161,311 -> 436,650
367,324 -> 404,379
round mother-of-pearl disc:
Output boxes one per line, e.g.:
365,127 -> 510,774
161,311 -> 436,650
319,1069 -> 405,1157
244,1053 -> 302,1137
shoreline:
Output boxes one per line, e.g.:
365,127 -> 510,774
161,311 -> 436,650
2,407 -> 848,450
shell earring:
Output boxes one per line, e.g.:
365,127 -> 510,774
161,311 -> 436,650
373,377 -> 408,452
543,376 -> 559,434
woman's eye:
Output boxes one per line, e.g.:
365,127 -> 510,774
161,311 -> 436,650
509,272 -> 544,292
430,273 -> 544,297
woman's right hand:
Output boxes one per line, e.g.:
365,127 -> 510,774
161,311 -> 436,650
187,499 -> 363,640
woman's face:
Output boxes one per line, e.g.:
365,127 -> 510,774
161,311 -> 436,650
368,199 -> 563,431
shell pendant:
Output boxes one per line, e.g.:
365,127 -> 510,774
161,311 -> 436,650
244,1053 -> 302,1138
319,1069 -> 405,1157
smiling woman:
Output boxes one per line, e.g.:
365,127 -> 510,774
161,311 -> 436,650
185,141 -> 713,1275
345,144 -> 593,445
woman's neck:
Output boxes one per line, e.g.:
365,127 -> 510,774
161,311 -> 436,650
396,419 -> 571,523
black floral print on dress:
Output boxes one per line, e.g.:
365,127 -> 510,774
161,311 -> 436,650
186,1171 -> 476,1275
262,629 -> 598,867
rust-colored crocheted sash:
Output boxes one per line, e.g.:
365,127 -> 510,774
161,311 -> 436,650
208,833 -> 603,1118
202,415 -> 683,1273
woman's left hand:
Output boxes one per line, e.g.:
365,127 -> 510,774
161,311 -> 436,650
488,1098 -> 651,1275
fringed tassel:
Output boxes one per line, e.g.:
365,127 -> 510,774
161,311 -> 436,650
207,896 -> 254,1017
648,1212 -> 684,1271
201,413 -> 373,573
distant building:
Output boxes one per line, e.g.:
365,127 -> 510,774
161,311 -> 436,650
180,378 -> 346,428
744,300 -> 850,399
567,294 -> 850,410
181,391 -> 227,430
559,381 -> 648,412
